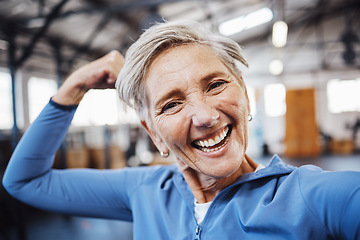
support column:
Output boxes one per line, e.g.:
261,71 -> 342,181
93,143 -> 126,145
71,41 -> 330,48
7,29 -> 19,151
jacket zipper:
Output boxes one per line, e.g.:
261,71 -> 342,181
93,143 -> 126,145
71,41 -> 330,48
195,225 -> 202,240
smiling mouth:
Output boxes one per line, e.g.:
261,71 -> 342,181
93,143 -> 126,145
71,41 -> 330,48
192,126 -> 232,153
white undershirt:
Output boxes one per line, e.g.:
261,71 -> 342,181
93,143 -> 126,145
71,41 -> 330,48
194,200 -> 212,226
194,164 -> 265,225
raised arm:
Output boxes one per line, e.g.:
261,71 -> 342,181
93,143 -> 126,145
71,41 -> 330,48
2,51 -> 135,220
52,50 -> 124,105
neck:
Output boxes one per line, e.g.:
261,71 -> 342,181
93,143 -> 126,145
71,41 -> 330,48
180,154 -> 258,203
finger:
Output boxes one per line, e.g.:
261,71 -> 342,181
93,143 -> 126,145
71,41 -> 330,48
89,51 -> 124,89
93,75 -> 116,89
101,50 -> 124,84
107,77 -> 116,85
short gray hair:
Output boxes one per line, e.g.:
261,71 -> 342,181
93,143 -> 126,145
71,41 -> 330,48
116,20 -> 248,121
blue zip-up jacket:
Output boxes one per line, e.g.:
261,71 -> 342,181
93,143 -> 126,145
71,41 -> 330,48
3,100 -> 360,239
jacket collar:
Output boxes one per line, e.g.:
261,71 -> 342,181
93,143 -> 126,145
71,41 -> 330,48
174,154 -> 295,184
172,155 -> 296,208
232,154 -> 295,185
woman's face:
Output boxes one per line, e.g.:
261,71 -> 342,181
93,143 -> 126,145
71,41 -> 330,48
142,44 -> 250,178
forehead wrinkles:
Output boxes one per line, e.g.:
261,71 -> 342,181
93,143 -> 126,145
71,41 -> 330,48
144,44 -> 237,113
145,47 -> 199,107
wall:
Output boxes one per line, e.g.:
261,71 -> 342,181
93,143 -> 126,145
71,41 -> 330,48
241,13 -> 360,156
0,12 -> 359,158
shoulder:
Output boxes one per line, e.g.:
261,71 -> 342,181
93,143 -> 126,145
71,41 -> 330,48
282,164 -> 360,203
123,164 -> 179,179
118,164 -> 180,190
293,166 -> 360,238
295,165 -> 360,194
257,156 -> 360,209
100,164 -> 180,201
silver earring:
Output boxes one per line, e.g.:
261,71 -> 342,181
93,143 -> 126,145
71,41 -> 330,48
248,114 -> 253,121
160,151 -> 169,158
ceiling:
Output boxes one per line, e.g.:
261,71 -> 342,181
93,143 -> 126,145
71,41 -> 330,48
0,0 -> 358,77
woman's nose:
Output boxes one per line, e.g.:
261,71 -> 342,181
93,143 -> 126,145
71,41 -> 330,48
191,101 -> 219,128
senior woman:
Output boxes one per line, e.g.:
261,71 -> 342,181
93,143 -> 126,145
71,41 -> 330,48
3,21 -> 360,239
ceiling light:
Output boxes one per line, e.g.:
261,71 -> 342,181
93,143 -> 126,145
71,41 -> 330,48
219,7 -> 273,36
272,21 -> 288,48
269,59 -> 283,75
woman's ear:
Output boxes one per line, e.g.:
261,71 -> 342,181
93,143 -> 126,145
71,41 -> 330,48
141,120 -> 169,155
239,76 -> 251,114
243,85 -> 251,114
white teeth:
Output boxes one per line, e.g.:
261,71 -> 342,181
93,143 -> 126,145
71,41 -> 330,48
220,132 -> 225,139
193,126 -> 229,151
202,145 -> 223,153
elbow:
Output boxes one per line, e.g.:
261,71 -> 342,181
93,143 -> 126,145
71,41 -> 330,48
2,170 -> 19,198
2,173 -> 12,195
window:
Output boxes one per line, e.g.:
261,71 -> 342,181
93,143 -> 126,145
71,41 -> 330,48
0,72 -> 13,129
27,78 -> 139,127
28,77 -> 58,123
264,83 -> 286,117
72,89 -> 135,126
327,78 -> 360,113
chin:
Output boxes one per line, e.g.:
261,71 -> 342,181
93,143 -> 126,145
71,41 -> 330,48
203,162 -> 241,179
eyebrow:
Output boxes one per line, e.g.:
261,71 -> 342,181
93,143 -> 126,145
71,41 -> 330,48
153,71 -> 230,109
200,71 -> 230,84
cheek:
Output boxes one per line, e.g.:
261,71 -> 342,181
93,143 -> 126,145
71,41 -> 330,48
155,114 -> 190,149
218,91 -> 249,122
233,98 -> 250,149
218,91 -> 249,147
233,98 -> 249,134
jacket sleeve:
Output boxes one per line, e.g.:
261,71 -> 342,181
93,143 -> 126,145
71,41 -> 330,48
2,100 -> 133,221
297,166 -> 360,239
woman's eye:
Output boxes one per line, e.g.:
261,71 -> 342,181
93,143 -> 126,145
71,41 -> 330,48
162,101 -> 180,113
208,81 -> 225,91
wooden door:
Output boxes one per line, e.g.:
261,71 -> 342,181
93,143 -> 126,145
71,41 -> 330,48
285,88 -> 320,157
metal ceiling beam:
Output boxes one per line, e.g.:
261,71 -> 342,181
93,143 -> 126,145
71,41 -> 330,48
84,0 -> 140,27
67,13 -> 114,69
19,0 -> 203,23
241,0 -> 358,46
15,0 -> 69,68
